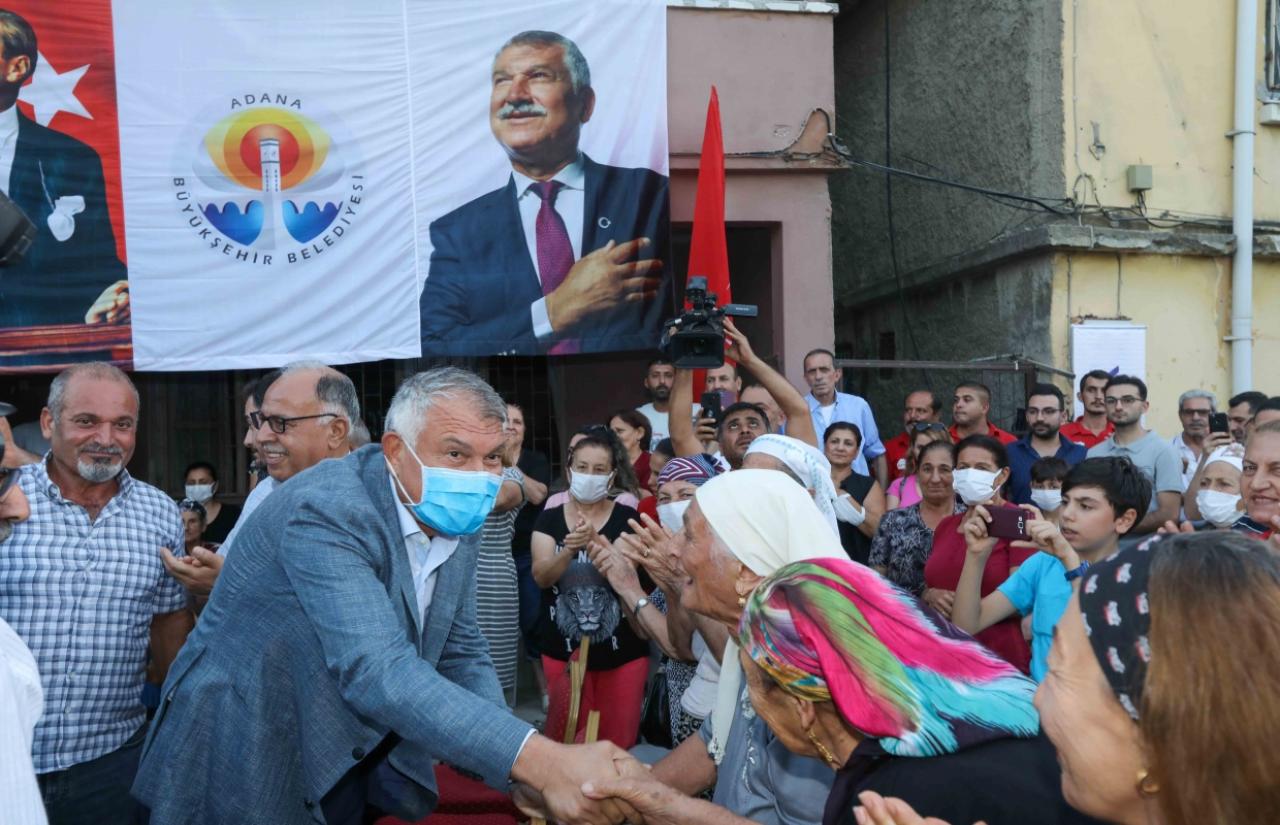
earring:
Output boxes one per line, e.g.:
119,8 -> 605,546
1135,769 -> 1160,797
737,595 -> 747,607
806,729 -> 841,769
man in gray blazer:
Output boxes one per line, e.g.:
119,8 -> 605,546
133,368 -> 636,824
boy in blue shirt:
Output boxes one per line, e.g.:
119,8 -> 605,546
951,457 -> 1151,681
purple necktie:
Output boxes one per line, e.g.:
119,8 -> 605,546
533,180 -> 573,296
532,180 -> 578,353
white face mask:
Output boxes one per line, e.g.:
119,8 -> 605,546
569,470 -> 612,504
952,468 -> 1001,506
657,499 -> 691,534
185,483 -> 215,504
1029,488 -> 1063,512
1196,489 -> 1242,527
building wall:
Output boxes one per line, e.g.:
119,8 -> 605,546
848,255 -> 1058,434
667,6 -> 837,386
829,0 -> 1065,305
1049,253 -> 1280,438
1064,0 -> 1280,222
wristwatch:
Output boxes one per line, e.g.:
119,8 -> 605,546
632,596 -> 650,615
1064,560 -> 1091,581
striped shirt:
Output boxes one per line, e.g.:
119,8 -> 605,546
475,467 -> 523,694
0,458 -> 186,773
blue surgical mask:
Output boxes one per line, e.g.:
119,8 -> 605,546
388,441 -> 501,536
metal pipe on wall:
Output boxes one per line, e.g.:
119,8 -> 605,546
1230,0 -> 1258,392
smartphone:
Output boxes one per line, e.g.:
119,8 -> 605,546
1210,412 -> 1230,434
986,508 -> 1030,540
699,391 -> 723,426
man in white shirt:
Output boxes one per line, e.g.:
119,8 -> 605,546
0,433 -> 47,825
162,362 -> 358,596
1169,389 -> 1216,490
636,357 -> 676,449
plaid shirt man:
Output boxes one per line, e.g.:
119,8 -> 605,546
0,456 -> 185,773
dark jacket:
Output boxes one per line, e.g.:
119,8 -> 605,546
0,110 -> 125,328
419,154 -> 671,355
133,446 -> 533,824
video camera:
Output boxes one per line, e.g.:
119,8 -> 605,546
661,276 -> 758,368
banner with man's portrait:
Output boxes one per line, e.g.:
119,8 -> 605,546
410,0 -> 671,357
0,0 -> 669,372
0,0 -> 132,370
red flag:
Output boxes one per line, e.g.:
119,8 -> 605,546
686,86 -> 729,307
687,87 -> 730,395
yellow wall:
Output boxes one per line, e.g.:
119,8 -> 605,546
1062,1 -> 1280,222
1049,252 -> 1236,438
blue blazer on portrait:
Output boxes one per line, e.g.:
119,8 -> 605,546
132,445 -> 533,824
418,154 -> 672,356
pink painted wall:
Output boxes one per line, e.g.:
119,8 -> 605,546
553,7 -> 838,435
667,7 -> 837,387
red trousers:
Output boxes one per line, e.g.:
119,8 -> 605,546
542,655 -> 648,749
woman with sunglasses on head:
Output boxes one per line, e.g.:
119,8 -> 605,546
885,424 -> 950,511
869,439 -> 963,597
531,435 -> 648,748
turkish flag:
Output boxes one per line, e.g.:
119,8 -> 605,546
686,87 -> 730,392
12,0 -> 125,262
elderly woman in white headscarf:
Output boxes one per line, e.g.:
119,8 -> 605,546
743,433 -> 855,537
1178,443 -> 1246,528
606,469 -> 848,825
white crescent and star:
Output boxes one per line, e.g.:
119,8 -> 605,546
18,51 -> 92,126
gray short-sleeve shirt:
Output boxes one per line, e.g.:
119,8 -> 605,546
1088,430 -> 1184,511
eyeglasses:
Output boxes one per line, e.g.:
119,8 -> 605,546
908,422 -> 947,432
0,466 -> 16,501
249,410 -> 338,434
1104,396 -> 1142,406
1179,408 -> 1211,418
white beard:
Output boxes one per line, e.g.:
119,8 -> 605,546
77,458 -> 123,483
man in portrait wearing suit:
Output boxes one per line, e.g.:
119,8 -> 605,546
419,30 -> 670,356
133,368 -> 642,825
0,9 -> 128,330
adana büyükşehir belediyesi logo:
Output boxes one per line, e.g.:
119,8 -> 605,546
173,94 -> 364,266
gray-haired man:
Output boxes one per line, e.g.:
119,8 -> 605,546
1170,389 -> 1217,490
162,361 -> 361,597
135,367 -> 643,825
419,30 -> 670,356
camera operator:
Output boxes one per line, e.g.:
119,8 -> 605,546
668,319 -> 815,469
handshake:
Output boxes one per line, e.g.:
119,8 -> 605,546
509,735 -> 687,825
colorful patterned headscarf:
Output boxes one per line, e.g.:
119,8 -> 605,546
657,453 -> 722,487
739,557 -> 1040,757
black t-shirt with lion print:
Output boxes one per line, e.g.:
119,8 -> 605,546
533,503 -> 649,669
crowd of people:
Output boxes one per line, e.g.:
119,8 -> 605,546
1,332 -> 1279,825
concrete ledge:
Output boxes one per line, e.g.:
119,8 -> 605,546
667,0 -> 839,12
842,223 -> 1260,309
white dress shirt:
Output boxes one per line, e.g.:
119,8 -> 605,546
216,476 -> 279,557
512,155 -> 585,340
387,477 -> 538,761
0,617 -> 48,825
0,104 -> 19,196
389,475 -> 460,623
